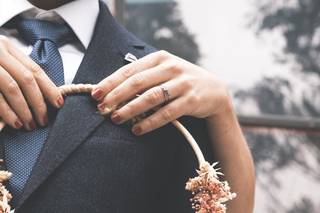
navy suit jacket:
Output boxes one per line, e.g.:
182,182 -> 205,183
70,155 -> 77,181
0,2 -> 214,212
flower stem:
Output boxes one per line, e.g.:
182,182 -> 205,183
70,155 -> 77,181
171,120 -> 206,167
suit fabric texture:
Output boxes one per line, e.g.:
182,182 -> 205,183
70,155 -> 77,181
0,2 -> 214,212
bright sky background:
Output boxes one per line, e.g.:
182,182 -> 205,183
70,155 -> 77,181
177,0 -> 295,89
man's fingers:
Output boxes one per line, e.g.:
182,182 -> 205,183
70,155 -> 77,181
92,51 -> 170,101
131,97 -> 185,135
109,80 -> 182,124
0,93 -> 23,129
0,66 -> 35,130
0,54 -> 48,126
7,41 -> 64,108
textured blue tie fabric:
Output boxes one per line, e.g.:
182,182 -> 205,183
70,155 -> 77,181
0,18 -> 74,205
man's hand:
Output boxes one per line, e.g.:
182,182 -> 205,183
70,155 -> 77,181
92,50 -> 230,135
0,35 -> 64,131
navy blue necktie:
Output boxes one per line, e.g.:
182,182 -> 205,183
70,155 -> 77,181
1,18 -> 75,205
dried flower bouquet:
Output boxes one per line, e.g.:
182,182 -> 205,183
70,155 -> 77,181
0,163 -> 12,213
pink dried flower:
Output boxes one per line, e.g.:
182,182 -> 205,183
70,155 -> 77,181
186,162 -> 236,213
0,171 -> 12,213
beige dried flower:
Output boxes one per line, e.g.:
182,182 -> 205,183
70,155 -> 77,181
0,169 -> 12,213
0,172 -> 12,183
186,162 -> 236,213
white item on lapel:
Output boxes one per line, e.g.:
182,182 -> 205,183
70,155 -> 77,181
124,52 -> 138,63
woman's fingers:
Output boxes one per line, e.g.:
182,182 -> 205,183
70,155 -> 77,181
0,54 -> 47,127
92,50 -> 170,101
0,36 -> 64,129
98,63 -> 176,112
0,66 -> 35,130
7,40 -> 64,108
131,97 -> 186,135
94,51 -> 191,134
109,80 -> 183,124
0,93 -> 23,129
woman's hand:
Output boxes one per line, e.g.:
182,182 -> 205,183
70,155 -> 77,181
92,50 -> 232,135
0,36 -> 64,131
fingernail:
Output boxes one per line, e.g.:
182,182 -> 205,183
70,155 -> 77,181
132,126 -> 142,135
41,115 -> 48,127
92,89 -> 104,100
14,120 -> 23,129
97,103 -> 106,111
27,120 -> 36,131
57,96 -> 64,108
111,112 -> 121,124
98,104 -> 113,115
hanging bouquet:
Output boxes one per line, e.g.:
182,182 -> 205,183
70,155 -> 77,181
0,169 -> 12,213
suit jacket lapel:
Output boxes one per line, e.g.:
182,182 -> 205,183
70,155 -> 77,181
17,2 -> 146,208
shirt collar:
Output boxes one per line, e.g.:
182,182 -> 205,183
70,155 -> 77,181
0,0 -> 99,49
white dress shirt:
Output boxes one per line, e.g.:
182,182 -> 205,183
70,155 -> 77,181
0,0 -> 99,85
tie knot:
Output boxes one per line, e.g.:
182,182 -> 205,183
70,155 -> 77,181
15,18 -> 75,46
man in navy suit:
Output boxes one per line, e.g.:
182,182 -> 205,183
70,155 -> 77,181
0,0 -> 255,212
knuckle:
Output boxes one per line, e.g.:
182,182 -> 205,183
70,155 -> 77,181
34,100 -> 46,112
22,72 -> 35,86
146,87 -> 163,105
0,46 -> 9,59
109,89 -> 121,103
0,36 -> 10,57
181,78 -> 193,90
0,50 -> 9,59
0,35 -> 9,46
130,73 -> 145,89
1,109 -> 11,120
121,67 -> 135,78
187,92 -> 200,106
143,118 -> 154,130
165,60 -> 182,75
30,63 -> 43,76
22,111 -> 32,123
161,108 -> 174,121
100,78 -> 114,91
7,80 -> 19,95
157,50 -> 170,60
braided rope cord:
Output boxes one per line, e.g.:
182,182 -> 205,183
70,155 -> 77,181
0,84 -> 206,166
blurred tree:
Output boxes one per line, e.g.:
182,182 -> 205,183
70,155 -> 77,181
124,2 -> 200,64
288,198 -> 314,213
239,0 -> 320,119
235,77 -> 301,116
235,76 -> 320,117
237,0 -> 320,117
255,0 -> 320,75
